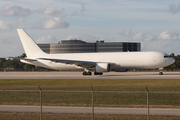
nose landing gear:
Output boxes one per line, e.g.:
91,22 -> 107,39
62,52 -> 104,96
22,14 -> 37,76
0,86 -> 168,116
159,68 -> 163,75
159,72 -> 163,75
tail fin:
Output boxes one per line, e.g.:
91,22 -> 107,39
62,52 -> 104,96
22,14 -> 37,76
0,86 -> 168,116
17,29 -> 46,58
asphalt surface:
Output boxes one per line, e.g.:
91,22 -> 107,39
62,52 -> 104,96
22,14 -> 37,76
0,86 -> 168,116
0,105 -> 180,116
0,71 -> 179,79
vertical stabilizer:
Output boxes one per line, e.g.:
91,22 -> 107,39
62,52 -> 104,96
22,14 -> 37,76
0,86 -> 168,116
17,29 -> 46,58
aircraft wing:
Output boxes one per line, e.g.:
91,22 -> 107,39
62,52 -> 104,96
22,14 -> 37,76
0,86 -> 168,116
39,58 -> 116,68
39,58 -> 96,68
8,57 -> 37,61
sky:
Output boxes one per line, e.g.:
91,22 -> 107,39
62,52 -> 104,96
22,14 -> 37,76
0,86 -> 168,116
0,0 -> 180,57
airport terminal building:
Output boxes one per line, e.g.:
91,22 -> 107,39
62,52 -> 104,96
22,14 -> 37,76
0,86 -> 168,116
38,40 -> 141,54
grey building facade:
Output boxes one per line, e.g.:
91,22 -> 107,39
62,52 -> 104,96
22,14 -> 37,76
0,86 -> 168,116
50,40 -> 97,53
38,40 -> 141,54
38,44 -> 50,53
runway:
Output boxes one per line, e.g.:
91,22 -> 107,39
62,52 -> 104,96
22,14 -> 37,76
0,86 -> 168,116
0,105 -> 180,116
0,71 -> 179,79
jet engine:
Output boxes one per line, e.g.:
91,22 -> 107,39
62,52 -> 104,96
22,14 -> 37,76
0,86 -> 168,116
95,63 -> 110,72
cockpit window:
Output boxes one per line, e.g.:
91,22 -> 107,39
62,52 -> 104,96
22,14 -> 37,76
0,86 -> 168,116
164,55 -> 171,58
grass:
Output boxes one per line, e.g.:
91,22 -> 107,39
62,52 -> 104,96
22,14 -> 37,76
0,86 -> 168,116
0,112 -> 180,120
1,79 -> 180,91
1,79 -> 180,119
1,79 -> 180,107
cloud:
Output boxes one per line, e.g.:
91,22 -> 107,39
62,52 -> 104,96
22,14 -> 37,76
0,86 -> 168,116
121,29 -> 180,41
67,35 -> 81,40
169,4 -> 180,14
80,4 -> 86,12
80,35 -> 100,41
129,32 -> 157,41
13,17 -> 26,28
39,17 -> 69,29
67,34 -> 101,41
36,35 -> 59,43
0,38 -> 12,44
36,8 -> 67,17
0,21 -> 11,30
71,12 -> 79,16
104,37 -> 115,41
0,18 -> 26,30
119,29 -> 132,36
2,4 -> 32,16
120,29 -> 157,41
158,30 -> 180,40
71,4 -> 86,16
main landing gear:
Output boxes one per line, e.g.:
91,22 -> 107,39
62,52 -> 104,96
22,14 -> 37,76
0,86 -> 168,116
82,71 -> 103,76
82,68 -> 92,76
82,71 -> 92,75
159,68 -> 163,75
94,72 -> 103,75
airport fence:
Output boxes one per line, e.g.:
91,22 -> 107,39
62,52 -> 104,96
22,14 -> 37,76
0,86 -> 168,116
1,87 -> 180,120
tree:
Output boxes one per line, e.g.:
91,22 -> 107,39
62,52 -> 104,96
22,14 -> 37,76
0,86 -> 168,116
170,53 -> 175,57
19,53 -> 26,58
165,53 -> 180,70
0,58 -> 6,69
3,59 -> 21,70
23,64 -> 35,71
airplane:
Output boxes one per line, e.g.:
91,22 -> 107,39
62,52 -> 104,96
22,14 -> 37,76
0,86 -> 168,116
15,29 -> 175,76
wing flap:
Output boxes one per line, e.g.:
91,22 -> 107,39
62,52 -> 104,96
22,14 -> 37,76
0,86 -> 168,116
39,58 -> 96,68
39,58 -> 116,69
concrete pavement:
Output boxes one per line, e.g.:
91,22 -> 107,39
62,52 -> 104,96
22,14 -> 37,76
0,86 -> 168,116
0,105 -> 180,116
0,71 -> 180,79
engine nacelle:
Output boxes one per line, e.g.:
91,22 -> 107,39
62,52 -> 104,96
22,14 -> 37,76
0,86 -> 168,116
95,63 -> 110,72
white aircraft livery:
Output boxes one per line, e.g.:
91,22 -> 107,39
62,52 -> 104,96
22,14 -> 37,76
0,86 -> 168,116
16,29 -> 175,76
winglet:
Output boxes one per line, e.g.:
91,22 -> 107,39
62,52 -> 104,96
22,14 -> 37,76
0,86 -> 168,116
17,29 -> 46,58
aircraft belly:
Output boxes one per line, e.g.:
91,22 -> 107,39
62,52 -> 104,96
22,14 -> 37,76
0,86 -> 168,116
118,59 -> 145,69
55,63 -> 80,70
45,61 -> 80,70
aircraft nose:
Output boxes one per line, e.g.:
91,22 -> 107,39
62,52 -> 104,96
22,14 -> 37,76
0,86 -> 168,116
169,58 -> 175,65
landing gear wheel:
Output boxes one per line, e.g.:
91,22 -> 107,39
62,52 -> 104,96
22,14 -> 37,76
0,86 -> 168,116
94,72 -> 103,75
87,72 -> 92,75
159,72 -> 163,75
83,72 -> 92,76
83,72 -> 87,75
159,68 -> 164,75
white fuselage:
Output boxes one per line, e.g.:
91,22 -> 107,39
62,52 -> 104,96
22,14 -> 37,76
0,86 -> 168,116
16,29 -> 175,74
21,51 -> 175,71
